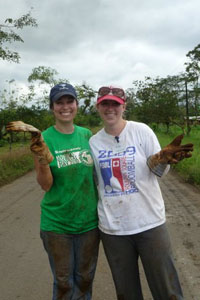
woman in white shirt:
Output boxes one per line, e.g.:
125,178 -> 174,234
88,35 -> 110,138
89,86 -> 193,300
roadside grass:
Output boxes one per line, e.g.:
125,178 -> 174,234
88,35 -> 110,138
0,144 -> 34,187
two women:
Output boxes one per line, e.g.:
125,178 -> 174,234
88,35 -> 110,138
9,83 -> 192,299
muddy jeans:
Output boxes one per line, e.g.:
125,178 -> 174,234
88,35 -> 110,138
100,224 -> 183,300
40,228 -> 100,300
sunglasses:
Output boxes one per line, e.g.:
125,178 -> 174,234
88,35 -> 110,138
98,87 -> 126,100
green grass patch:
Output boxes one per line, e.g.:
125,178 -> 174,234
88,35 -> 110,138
0,140 -> 30,154
0,146 -> 34,187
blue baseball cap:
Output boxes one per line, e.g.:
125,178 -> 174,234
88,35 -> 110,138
49,83 -> 77,103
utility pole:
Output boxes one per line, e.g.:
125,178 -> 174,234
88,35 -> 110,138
185,80 -> 191,135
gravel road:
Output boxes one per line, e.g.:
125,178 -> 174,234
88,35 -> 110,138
0,170 -> 200,300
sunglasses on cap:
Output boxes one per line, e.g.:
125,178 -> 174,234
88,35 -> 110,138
98,86 -> 126,100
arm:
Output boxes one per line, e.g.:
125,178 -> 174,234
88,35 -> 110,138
34,156 -> 53,191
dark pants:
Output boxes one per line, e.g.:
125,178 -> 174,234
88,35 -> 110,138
100,224 -> 183,300
40,228 -> 100,300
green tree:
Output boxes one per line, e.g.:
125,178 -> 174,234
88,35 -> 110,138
185,44 -> 200,120
131,76 -> 183,132
0,10 -> 38,63
125,88 -> 138,121
75,83 -> 96,113
185,44 -> 200,76
75,83 -> 101,127
132,78 -> 158,124
27,66 -> 61,109
0,81 -> 19,138
28,66 -> 59,86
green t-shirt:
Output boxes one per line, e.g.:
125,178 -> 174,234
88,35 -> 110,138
40,125 -> 98,234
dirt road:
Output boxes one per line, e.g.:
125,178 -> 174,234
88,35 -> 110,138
0,170 -> 200,300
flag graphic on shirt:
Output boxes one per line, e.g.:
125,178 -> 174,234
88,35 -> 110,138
99,154 -> 138,196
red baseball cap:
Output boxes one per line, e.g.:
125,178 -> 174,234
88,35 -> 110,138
97,86 -> 126,105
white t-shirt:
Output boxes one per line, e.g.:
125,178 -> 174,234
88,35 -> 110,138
89,121 -> 168,235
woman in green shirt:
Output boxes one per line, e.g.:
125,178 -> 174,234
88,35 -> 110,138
35,83 -> 99,300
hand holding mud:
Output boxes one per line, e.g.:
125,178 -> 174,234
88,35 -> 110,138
6,121 -> 54,165
149,134 -> 194,168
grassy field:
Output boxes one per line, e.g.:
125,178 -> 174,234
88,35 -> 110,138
0,124 -> 199,187
0,142 -> 34,187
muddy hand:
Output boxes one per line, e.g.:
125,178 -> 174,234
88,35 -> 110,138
159,134 -> 193,164
6,120 -> 53,165
6,121 -> 40,133
30,132 -> 54,164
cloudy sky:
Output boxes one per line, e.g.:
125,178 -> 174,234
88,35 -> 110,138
0,0 -> 200,96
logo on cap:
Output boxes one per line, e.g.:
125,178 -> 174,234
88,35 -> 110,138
50,83 -> 77,103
